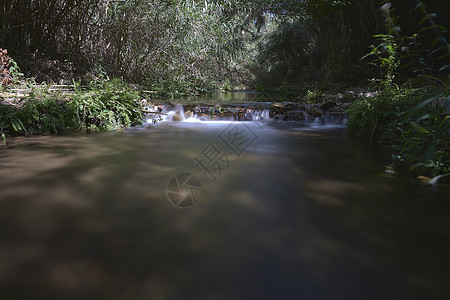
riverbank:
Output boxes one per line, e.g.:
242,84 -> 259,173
1,79 -> 449,184
0,79 -> 143,137
2,81 -> 365,138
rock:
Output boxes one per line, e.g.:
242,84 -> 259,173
221,111 -> 234,118
297,104 -> 307,110
319,100 -> 337,110
329,104 -> 345,113
340,103 -> 352,110
270,103 -> 291,118
198,113 -> 210,121
285,103 -> 296,110
184,110 -> 193,118
329,112 -> 346,116
274,114 -> 287,121
285,110 -> 307,121
184,104 -> 194,112
309,107 -> 323,117
172,114 -> 183,122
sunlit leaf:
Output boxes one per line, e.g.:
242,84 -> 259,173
410,121 -> 430,134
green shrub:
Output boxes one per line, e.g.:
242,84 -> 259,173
348,2 -> 450,180
0,105 -> 27,139
0,78 -> 143,138
398,91 -> 450,177
348,86 -> 449,177
70,79 -> 143,131
347,88 -> 423,143
1,86 -> 74,136
18,93 -> 74,134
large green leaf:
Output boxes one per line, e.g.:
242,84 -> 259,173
410,121 -> 430,134
402,96 -> 437,122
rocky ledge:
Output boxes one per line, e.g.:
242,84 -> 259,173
142,99 -> 352,124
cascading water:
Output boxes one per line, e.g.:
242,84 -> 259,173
142,101 -> 347,127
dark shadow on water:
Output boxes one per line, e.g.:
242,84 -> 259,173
0,123 -> 449,299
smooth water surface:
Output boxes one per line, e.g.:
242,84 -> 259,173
0,121 -> 449,300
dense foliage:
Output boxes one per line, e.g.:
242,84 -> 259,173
1,0 -> 448,93
1,0 -> 259,94
0,79 -> 142,138
347,1 -> 449,179
0,0 -> 449,179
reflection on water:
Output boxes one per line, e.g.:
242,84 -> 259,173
0,121 -> 449,299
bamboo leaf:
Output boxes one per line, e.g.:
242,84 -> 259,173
429,47 -> 441,55
415,113 -> 431,122
419,16 -> 429,25
410,121 -> 430,134
415,2 -> 424,10
437,53 -> 450,61
403,96 -> 437,121
437,25 -> 448,33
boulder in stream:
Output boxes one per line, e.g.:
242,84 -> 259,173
184,110 -> 193,119
320,100 -> 337,111
172,114 -> 183,122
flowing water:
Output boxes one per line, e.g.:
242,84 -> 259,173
0,114 -> 449,299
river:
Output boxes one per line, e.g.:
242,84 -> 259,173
0,116 -> 449,299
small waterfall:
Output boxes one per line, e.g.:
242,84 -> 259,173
142,102 -> 348,126
244,109 -> 270,121
161,103 -> 186,122
143,102 -> 187,123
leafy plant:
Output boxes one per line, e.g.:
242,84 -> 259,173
0,106 -> 27,139
362,32 -> 400,87
70,78 -> 143,132
397,91 -> 450,177
347,87 -> 420,143
0,77 -> 144,137
349,2 -> 450,180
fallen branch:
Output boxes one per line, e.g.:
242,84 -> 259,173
142,110 -> 167,115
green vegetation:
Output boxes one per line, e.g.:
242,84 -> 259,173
1,78 -> 142,138
2,1 -> 446,94
348,2 -> 449,180
0,0 -> 449,180
1,0 -> 260,95
70,79 -> 142,131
